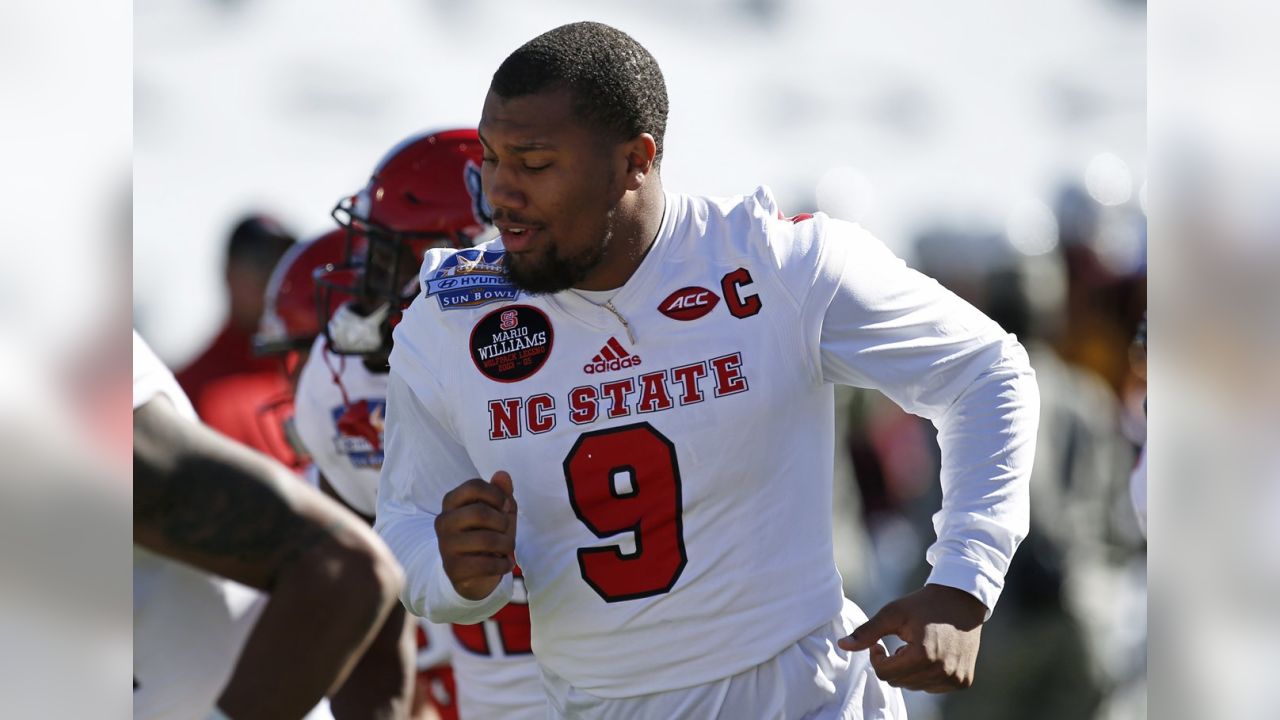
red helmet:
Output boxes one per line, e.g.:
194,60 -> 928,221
338,127 -> 490,241
321,128 -> 491,355
255,228 -> 362,356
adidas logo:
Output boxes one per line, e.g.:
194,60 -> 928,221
583,337 -> 642,374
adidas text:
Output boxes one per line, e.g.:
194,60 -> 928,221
584,355 -> 642,374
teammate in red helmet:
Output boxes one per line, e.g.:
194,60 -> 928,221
295,129 -> 545,720
252,229 -> 358,469
320,128 -> 493,360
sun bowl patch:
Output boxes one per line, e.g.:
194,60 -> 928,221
424,248 -> 519,311
470,305 -> 553,383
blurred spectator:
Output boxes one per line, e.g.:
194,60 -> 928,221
176,213 -> 302,468
830,384 -> 877,609
1052,185 -> 1148,413
840,221 -> 1146,719
1129,314 -> 1147,537
841,385 -> 938,641
905,224 -> 1145,720
178,214 -> 297,390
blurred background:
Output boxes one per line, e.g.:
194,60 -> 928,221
130,1 -> 1147,719
133,0 -> 1146,365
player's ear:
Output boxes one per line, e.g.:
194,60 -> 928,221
622,134 -> 658,191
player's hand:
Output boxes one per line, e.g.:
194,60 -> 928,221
838,583 -> 987,693
435,471 -> 517,601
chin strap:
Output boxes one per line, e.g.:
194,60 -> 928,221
322,344 -> 383,453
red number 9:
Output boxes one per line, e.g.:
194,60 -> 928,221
563,422 -> 687,602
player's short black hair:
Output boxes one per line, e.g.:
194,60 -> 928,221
491,21 -> 669,164
226,214 -> 296,271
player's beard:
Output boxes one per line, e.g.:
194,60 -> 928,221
505,207 -> 615,295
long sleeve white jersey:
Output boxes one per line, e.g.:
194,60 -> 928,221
294,333 -> 546,719
377,187 -> 1039,698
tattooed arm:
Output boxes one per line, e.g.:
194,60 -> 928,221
134,395 -> 404,720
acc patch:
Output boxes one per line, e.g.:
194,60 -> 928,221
424,248 -> 519,311
470,305 -> 553,383
658,286 -> 720,321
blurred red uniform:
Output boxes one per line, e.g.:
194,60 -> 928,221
176,214 -> 299,468
186,369 -> 299,469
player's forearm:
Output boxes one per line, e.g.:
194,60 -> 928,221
374,511 -> 513,623
379,370 -> 513,622
328,602 -> 416,720
217,536 -> 402,719
926,338 -> 1039,613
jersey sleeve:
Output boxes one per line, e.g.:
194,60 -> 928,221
375,291 -> 513,624
800,220 -> 1039,614
132,330 -> 197,420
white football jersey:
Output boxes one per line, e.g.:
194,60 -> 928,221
294,333 -> 545,718
378,187 -> 1039,698
294,335 -> 389,517
133,331 -> 266,720
447,568 -> 546,719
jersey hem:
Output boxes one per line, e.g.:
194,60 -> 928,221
532,583 -> 845,698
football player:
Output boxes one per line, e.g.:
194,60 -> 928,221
294,128 -> 545,719
256,229 -> 436,718
257,225 -> 464,719
133,329 -> 401,720
377,22 -> 1040,719
253,228 -> 356,469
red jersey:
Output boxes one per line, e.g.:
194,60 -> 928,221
177,322 -> 304,471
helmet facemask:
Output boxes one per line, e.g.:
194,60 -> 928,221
319,196 -> 456,356
315,128 -> 493,357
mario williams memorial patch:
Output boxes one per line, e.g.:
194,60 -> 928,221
470,305 -> 553,382
424,248 -> 519,311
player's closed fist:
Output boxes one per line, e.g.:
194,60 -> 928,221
435,472 -> 518,600
838,583 -> 987,693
